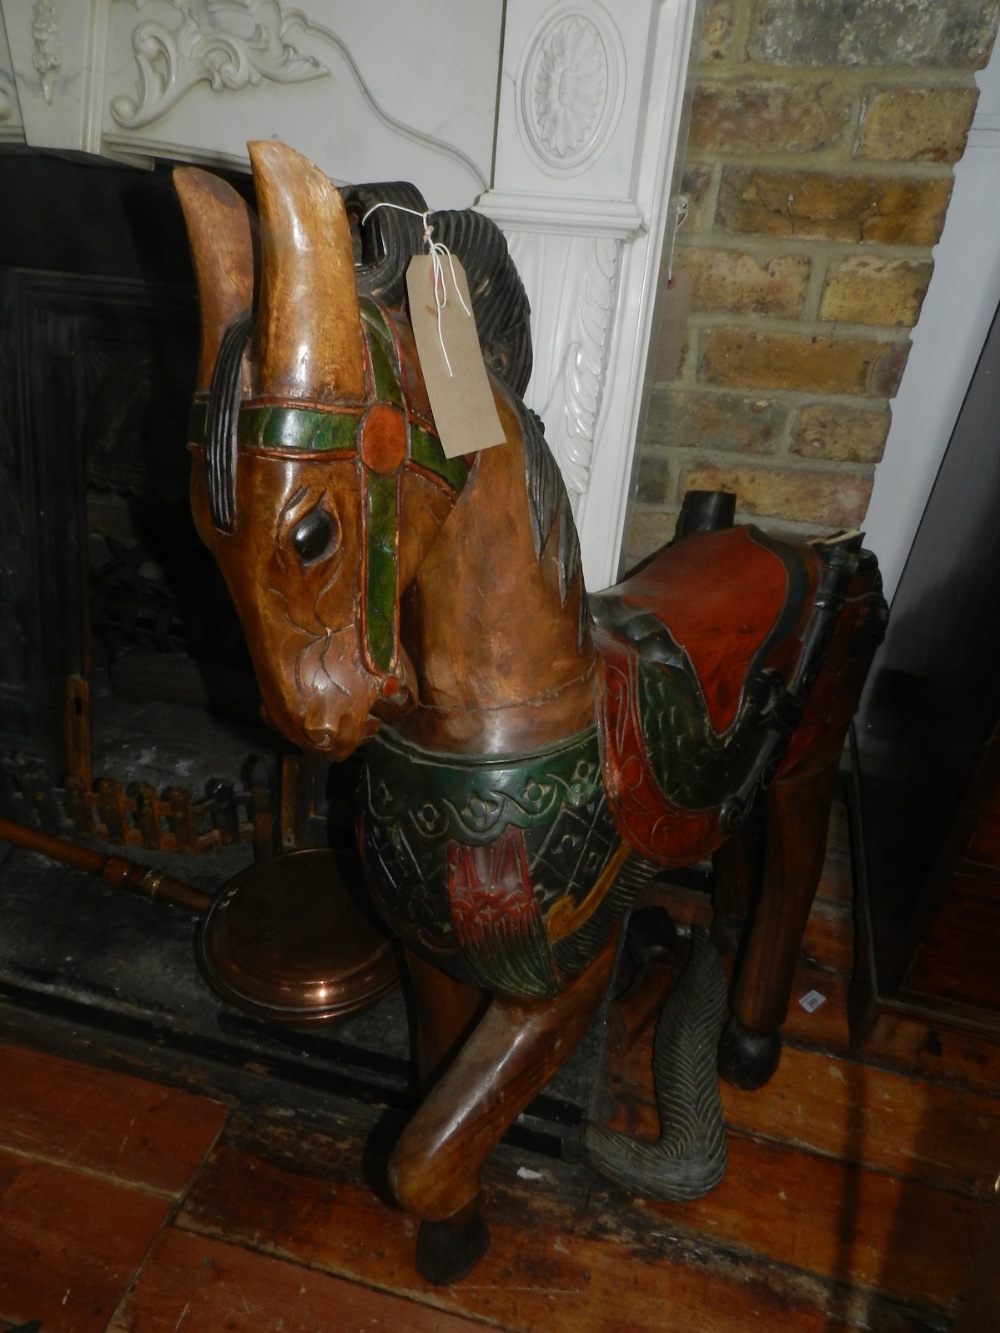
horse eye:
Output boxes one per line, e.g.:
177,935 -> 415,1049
291,508 -> 336,565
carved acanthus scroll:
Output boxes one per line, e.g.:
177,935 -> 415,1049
558,234 -> 621,497
507,228 -> 622,501
110,0 -> 328,131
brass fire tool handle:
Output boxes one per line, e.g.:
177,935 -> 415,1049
0,815 -> 212,914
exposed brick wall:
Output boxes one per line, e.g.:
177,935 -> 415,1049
625,0 -> 1000,566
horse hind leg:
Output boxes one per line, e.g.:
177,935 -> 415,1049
711,797 -> 766,957
717,729 -> 844,1089
390,932 -> 618,1285
718,554 -> 886,1090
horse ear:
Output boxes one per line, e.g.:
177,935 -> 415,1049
174,167 -> 257,392
248,140 -> 366,406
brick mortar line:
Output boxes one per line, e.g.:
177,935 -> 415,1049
663,379 -> 890,412
641,448 -> 877,476
645,382 -> 890,410
683,312 -> 914,342
693,64 -> 980,91
685,151 -> 959,179
675,236 -> 936,261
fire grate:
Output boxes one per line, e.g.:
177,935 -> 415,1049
0,750 -> 277,858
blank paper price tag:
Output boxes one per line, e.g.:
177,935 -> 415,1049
406,254 -> 506,459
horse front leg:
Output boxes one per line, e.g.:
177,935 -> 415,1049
390,932 -> 618,1284
404,948 -> 488,1086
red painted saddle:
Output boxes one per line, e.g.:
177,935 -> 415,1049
591,523 -> 858,866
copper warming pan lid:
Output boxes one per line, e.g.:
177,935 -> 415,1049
196,846 -> 400,1026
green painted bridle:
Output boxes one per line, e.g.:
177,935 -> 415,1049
193,297 -> 470,691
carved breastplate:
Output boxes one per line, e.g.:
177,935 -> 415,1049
358,728 -> 643,1000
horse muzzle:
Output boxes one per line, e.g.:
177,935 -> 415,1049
297,692 -> 381,760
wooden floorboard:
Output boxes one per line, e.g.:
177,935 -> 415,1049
175,1107 -> 964,1332
0,1146 -> 173,1332
110,1230 -> 488,1333
0,1042 -> 228,1195
1,810 -> 998,1332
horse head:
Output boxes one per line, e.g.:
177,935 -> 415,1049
175,143 -> 466,759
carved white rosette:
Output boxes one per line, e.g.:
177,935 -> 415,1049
109,0 -> 327,131
516,2 -> 625,176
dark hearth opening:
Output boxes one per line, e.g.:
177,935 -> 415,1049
0,147 -> 283,848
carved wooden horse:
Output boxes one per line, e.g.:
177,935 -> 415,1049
175,143 -> 886,1282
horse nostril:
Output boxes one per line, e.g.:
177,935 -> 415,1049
303,727 -> 335,752
301,711 -> 357,760
301,690 -> 376,760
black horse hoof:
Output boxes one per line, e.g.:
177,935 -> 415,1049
415,1206 -> 491,1285
717,1014 -> 781,1089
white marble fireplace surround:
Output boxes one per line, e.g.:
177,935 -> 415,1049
0,0 -> 698,590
